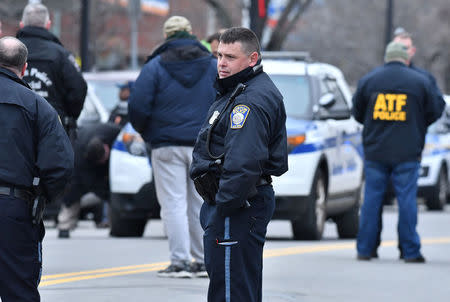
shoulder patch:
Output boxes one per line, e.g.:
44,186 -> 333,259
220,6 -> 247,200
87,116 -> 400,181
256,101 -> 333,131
230,105 -> 250,129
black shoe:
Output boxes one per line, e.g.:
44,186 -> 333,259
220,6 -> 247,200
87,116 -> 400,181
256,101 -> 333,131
357,254 -> 372,261
404,255 -> 426,263
371,250 -> 379,259
191,262 -> 208,278
157,262 -> 192,278
58,230 -> 70,239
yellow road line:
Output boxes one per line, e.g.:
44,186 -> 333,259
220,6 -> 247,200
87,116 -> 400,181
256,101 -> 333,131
42,261 -> 170,280
39,236 -> 450,287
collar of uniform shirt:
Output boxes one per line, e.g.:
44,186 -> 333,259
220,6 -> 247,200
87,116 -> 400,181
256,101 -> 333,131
215,60 -> 263,95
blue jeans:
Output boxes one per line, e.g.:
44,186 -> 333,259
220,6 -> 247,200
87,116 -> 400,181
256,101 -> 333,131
357,160 -> 422,259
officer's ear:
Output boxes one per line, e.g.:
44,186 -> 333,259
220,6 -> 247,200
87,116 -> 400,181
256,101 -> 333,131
19,21 -> 25,29
45,20 -> 52,30
20,62 -> 27,78
248,51 -> 259,67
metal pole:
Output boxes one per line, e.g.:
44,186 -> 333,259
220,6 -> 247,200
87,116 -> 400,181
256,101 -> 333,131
80,0 -> 90,71
384,0 -> 394,47
129,0 -> 141,70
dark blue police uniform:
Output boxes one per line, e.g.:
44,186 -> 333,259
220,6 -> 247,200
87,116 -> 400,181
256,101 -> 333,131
352,61 -> 445,260
190,62 -> 288,302
0,67 -> 73,301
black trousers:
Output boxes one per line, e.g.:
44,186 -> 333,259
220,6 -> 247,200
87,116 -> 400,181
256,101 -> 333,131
200,185 -> 275,302
0,195 -> 44,302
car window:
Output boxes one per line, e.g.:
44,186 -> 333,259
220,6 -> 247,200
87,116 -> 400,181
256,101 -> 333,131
323,78 -> 350,114
269,74 -> 312,119
88,81 -> 121,111
78,96 -> 100,125
428,110 -> 450,134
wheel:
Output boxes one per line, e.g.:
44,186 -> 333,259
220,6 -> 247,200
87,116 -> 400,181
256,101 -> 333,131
291,169 -> 327,240
425,166 -> 448,211
109,206 -> 147,237
335,203 -> 359,238
333,177 -> 361,238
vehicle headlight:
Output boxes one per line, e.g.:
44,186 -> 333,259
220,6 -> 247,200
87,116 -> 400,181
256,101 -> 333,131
122,132 -> 147,157
287,134 -> 306,153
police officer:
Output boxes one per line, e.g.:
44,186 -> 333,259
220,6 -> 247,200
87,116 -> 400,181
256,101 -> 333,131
16,3 -> 87,143
353,42 -> 445,263
373,28 -> 446,259
109,81 -> 134,127
57,123 -> 121,238
0,36 -> 73,301
190,27 -> 288,302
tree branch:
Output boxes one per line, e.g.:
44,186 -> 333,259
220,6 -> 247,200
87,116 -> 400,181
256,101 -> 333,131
266,0 -> 313,50
203,0 -> 234,28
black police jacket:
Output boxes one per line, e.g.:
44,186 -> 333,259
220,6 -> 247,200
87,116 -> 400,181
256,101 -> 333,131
17,26 -> 87,120
0,67 -> 74,202
190,63 -> 288,216
352,61 -> 445,163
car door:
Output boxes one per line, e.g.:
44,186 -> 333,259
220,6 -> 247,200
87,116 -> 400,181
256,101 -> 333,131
318,76 -> 362,195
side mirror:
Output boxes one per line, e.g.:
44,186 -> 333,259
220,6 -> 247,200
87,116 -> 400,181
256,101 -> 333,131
318,93 -> 336,108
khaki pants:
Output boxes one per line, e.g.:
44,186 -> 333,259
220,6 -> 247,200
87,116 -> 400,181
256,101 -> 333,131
57,202 -> 80,231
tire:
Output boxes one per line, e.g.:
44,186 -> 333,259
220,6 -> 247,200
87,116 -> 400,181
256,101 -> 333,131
335,203 -> 359,239
109,206 -> 147,237
425,166 -> 448,211
291,169 -> 327,240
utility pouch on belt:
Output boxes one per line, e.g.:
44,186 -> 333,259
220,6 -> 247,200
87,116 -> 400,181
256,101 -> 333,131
31,177 -> 46,225
194,171 -> 219,205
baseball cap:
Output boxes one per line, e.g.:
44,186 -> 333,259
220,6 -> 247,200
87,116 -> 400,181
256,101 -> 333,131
393,27 -> 411,38
163,16 -> 192,37
384,41 -> 409,63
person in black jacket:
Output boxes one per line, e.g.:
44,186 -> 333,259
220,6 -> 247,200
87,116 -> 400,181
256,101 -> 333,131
352,42 -> 445,263
0,36 -> 73,302
373,28 -> 446,259
57,123 -> 121,238
16,3 -> 87,143
108,81 -> 133,127
190,27 -> 288,302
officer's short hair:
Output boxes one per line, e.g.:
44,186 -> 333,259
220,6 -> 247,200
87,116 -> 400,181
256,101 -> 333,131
206,32 -> 221,44
0,37 -> 28,72
220,27 -> 261,56
85,137 -> 106,164
21,3 -> 50,27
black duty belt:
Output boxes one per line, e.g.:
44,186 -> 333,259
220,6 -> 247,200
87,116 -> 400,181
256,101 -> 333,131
256,175 -> 272,187
0,186 -> 34,202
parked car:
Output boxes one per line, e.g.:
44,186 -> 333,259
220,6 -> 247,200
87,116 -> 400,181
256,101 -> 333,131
417,95 -> 450,210
263,52 -> 363,240
108,52 -> 364,240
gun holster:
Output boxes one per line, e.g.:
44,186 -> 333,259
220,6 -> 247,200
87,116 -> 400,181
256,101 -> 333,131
30,196 -> 46,225
31,178 -> 47,225
194,171 -> 219,205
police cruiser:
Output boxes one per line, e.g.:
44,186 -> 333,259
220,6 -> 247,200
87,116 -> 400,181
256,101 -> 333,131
416,95 -> 450,210
108,52 -> 364,239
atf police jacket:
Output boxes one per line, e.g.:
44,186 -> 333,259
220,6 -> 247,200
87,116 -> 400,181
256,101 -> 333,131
352,61 -> 445,163
17,26 -> 87,120
190,63 -> 288,216
0,67 -> 73,202
128,38 -> 217,148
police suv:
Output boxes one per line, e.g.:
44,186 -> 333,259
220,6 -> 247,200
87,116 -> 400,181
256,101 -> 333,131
416,95 -> 450,210
108,52 -> 364,239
